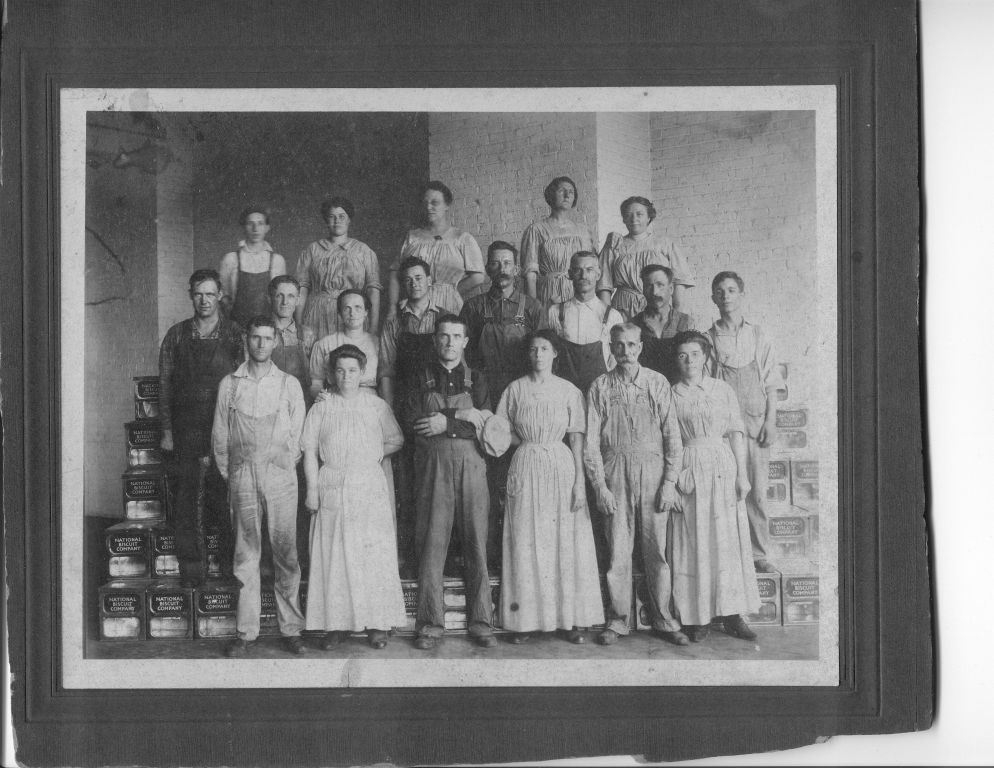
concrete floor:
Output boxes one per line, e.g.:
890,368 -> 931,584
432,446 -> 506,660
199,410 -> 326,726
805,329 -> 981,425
88,623 -> 817,661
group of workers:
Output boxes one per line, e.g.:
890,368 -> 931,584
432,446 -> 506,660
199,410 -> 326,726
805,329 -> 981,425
157,176 -> 784,657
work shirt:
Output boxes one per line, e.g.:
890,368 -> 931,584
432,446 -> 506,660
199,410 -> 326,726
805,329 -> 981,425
211,362 -> 305,480
704,319 -> 784,394
158,316 -> 244,432
547,296 -> 624,370
401,360 -> 491,440
378,298 -> 446,380
583,365 -> 683,492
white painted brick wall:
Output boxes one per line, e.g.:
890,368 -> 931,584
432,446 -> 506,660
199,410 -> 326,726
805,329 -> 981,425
595,113 -> 651,247
650,111 -> 817,405
429,113 -> 599,255
157,114 -> 196,342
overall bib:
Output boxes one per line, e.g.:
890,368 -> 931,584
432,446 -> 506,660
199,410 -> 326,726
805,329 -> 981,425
170,329 -> 238,582
271,324 -> 310,401
600,383 -> 682,635
414,366 -> 493,637
226,375 -> 305,642
478,293 -> 529,568
555,301 -> 610,395
231,251 -> 274,329
713,357 -> 771,561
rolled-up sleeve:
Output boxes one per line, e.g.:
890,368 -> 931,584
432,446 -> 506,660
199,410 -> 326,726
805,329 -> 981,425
596,233 -> 620,293
754,325 -> 785,394
520,223 -> 540,275
361,243 -> 383,291
664,238 -> 695,287
295,245 -> 314,290
460,232 -> 485,274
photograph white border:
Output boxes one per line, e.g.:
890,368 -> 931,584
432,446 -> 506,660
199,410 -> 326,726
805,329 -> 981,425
61,86 -> 838,688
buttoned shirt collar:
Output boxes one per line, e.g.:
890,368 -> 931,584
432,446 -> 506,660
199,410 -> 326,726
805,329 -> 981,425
237,239 -> 274,253
487,285 -> 520,303
398,297 -> 440,319
609,363 -> 651,390
232,360 -> 282,380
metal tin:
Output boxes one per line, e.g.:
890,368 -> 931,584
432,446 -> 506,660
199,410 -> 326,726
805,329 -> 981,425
203,526 -> 225,579
747,573 -> 782,625
790,459 -> 819,508
99,579 -> 148,641
150,526 -> 179,577
767,513 -> 810,559
133,376 -> 161,401
128,447 -> 163,467
135,399 -> 161,421
105,521 -> 153,579
395,577 -> 502,635
194,580 -> 240,638
146,581 -> 194,639
780,567 -> 820,625
766,459 -> 790,503
122,466 -> 167,520
775,409 -> 808,429
259,586 -> 280,636
125,420 -> 163,450
775,429 -> 808,451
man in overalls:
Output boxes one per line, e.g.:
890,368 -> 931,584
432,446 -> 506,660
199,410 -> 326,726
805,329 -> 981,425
159,269 -> 244,588
404,315 -> 495,650
547,250 -> 624,395
218,206 -> 287,328
584,323 -> 688,646
379,256 -> 448,577
705,271 -> 784,573
630,264 -> 693,385
212,315 -> 307,657
460,241 -> 546,570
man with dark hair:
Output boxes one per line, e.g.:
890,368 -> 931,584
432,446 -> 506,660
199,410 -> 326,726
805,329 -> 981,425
705,271 -> 784,573
212,314 -> 307,657
267,275 -> 315,406
403,315 -> 495,650
218,206 -> 287,328
159,268 -> 244,587
630,264 -> 692,384
379,256 -> 449,575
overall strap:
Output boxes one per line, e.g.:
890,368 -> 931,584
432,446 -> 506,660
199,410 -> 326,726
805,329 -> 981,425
462,364 -> 474,390
558,301 -> 566,328
514,292 -> 526,322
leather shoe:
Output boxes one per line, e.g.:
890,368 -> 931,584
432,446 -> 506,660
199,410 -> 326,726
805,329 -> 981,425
224,638 -> 251,658
657,629 -> 691,646
564,629 -> 586,645
753,559 -> 778,573
597,628 -> 620,646
722,614 -> 757,641
414,635 -> 437,650
367,630 -> 388,650
283,636 -> 308,655
475,634 -> 498,649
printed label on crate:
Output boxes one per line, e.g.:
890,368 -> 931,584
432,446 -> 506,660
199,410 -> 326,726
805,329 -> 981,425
766,483 -> 788,502
769,517 -> 806,537
776,409 -> 807,429
149,592 -> 190,615
126,421 -> 163,448
784,576 -> 819,599
152,531 -> 175,554
768,460 -> 788,480
122,470 -> 166,500
776,429 -> 808,450
756,575 -> 779,599
104,592 -> 141,614
134,377 -> 161,400
107,533 -> 145,555
197,590 -> 238,613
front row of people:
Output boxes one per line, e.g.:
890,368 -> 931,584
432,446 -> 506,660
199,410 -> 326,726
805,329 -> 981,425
209,314 -> 760,657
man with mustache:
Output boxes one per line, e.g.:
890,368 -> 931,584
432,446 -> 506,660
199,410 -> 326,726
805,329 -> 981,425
630,264 -> 693,385
585,323 -> 688,646
460,241 -> 547,569
547,250 -> 624,395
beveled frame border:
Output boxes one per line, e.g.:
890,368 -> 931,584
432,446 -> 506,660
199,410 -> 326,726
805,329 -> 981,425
3,2 -> 928,764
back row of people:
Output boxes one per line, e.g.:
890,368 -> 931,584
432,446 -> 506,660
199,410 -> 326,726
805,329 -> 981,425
217,178 -> 695,341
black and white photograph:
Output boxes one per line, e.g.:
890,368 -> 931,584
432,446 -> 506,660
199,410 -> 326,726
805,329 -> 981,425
61,86 -> 838,688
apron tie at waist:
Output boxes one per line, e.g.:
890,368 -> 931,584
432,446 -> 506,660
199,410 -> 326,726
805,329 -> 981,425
684,437 -> 726,448
604,445 -> 663,460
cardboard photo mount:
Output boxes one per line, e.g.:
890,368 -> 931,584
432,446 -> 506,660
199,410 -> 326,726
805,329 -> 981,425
1,2 -> 929,765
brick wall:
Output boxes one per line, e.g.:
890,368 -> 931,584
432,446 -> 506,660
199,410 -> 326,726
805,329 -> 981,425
650,111 -> 817,404
189,112 -> 429,295
84,114 -> 162,517
595,112 -> 651,248
428,113 -> 599,258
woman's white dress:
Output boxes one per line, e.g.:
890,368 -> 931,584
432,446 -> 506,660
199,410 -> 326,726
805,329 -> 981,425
670,377 -> 760,625
303,390 -> 407,631
497,375 -> 605,632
